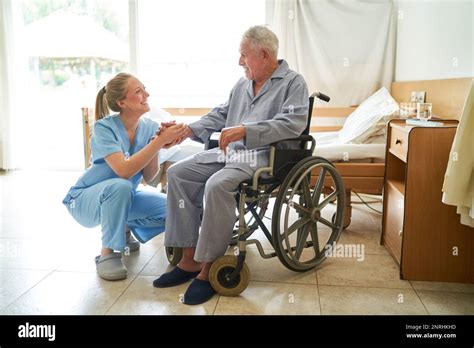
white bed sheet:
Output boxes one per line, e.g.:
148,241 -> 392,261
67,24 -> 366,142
310,131 -> 386,162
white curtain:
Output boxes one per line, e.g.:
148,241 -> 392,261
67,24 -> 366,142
0,0 -> 13,169
268,0 -> 396,106
442,82 -> 474,227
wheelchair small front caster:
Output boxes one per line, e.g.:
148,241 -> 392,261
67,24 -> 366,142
209,255 -> 250,296
165,246 -> 183,266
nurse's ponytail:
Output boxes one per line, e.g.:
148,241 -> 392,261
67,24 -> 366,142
95,72 -> 133,121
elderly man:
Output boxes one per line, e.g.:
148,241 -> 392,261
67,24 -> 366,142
154,26 -> 309,305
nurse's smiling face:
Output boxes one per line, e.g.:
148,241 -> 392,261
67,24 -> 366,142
117,77 -> 150,116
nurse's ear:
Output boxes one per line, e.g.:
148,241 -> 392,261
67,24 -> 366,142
116,99 -> 126,109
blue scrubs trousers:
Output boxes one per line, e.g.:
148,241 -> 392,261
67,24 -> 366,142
66,178 -> 166,251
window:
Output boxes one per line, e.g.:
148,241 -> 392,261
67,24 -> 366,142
17,0 -> 129,170
137,0 -> 265,108
7,0 -> 266,170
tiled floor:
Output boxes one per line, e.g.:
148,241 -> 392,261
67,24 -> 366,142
1,170 -> 473,315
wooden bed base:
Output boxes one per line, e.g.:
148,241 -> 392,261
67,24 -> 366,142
326,163 -> 384,228
309,162 -> 385,228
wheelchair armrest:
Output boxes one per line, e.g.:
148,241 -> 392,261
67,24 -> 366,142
270,134 -> 313,146
249,133 -> 315,191
205,132 -> 221,150
270,134 -> 316,153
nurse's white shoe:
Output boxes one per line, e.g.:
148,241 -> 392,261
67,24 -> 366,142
126,230 -> 140,252
95,252 -> 128,280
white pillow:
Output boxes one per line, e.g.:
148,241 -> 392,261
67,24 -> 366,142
338,87 -> 399,144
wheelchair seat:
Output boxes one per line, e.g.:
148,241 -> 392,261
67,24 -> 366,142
239,176 -> 279,187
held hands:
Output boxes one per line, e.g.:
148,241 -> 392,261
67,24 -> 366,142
158,121 -> 194,148
157,120 -> 176,135
218,125 -> 246,153
157,123 -> 189,149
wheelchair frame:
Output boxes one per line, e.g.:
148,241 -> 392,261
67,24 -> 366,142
166,94 -> 347,297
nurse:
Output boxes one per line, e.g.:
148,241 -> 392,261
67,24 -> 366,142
63,72 -> 187,281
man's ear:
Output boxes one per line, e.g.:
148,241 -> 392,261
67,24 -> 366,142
261,48 -> 270,60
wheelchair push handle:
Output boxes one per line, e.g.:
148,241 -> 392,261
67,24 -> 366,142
304,91 -> 330,136
311,91 -> 330,103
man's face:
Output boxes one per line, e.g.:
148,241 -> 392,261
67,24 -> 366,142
239,39 -> 265,81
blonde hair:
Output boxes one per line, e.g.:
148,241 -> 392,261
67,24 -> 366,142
242,25 -> 279,58
94,72 -> 133,121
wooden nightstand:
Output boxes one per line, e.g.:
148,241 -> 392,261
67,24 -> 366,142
381,119 -> 474,283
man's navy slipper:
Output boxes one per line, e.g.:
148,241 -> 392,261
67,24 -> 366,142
183,278 -> 216,305
153,267 -> 200,288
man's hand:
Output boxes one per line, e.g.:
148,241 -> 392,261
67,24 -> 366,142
219,125 -> 246,153
182,125 -> 194,139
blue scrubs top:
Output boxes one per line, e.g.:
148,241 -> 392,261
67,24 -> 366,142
63,114 -> 160,202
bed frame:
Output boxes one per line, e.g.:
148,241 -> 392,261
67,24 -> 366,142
311,77 -> 473,228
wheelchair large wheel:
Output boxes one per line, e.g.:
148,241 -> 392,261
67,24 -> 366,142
165,247 -> 183,266
272,156 -> 345,272
230,195 -> 269,245
209,255 -> 250,296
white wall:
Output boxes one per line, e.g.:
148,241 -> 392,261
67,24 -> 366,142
395,0 -> 473,81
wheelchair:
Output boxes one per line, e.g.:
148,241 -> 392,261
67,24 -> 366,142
165,92 -> 346,296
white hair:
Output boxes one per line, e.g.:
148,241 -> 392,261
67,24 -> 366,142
242,25 -> 279,58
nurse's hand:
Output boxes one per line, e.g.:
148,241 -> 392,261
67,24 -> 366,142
162,139 -> 180,149
158,124 -> 188,148
158,120 -> 176,135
